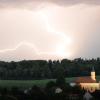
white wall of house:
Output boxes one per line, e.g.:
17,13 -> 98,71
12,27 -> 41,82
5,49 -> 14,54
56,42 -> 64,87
80,83 -> 100,92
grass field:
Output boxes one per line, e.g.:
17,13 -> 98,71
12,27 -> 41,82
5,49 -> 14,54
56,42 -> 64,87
0,76 -> 100,89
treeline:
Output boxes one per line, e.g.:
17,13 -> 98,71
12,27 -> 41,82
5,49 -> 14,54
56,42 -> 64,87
0,58 -> 100,80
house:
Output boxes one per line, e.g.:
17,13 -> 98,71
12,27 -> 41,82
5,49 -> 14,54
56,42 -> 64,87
75,67 -> 100,92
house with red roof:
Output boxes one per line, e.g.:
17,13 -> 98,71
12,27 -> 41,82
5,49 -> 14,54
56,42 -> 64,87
75,67 -> 100,92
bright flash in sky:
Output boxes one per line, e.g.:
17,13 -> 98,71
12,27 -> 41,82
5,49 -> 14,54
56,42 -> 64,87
36,8 -> 73,58
0,1 -> 99,61
0,7 -> 73,60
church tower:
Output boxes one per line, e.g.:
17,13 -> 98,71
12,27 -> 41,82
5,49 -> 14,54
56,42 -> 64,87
91,67 -> 96,81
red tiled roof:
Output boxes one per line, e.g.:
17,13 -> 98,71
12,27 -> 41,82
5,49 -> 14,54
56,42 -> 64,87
75,76 -> 96,83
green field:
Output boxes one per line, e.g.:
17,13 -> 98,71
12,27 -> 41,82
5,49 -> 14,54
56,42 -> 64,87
0,76 -> 100,89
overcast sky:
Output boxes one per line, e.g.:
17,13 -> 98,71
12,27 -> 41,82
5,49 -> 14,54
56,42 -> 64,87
0,0 -> 100,61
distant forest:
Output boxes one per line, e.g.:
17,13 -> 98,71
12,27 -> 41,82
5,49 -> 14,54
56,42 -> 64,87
0,58 -> 100,80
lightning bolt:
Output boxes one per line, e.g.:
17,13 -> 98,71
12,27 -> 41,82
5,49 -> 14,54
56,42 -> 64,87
0,41 -> 38,54
36,10 -> 72,57
0,8 -> 72,60
0,41 -> 68,57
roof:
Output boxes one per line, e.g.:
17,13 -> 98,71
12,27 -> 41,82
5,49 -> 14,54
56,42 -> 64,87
75,76 -> 96,83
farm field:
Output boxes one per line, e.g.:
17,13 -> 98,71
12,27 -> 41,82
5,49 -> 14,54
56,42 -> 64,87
0,76 -> 100,89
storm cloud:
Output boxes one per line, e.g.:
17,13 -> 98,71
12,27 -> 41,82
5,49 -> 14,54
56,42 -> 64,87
0,0 -> 100,61
0,0 -> 100,9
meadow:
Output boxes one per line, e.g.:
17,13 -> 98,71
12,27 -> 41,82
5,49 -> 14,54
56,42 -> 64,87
0,76 -> 100,89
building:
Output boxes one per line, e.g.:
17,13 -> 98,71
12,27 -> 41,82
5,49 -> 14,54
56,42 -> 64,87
75,67 -> 100,92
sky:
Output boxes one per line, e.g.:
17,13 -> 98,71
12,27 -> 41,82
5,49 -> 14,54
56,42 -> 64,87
0,0 -> 100,61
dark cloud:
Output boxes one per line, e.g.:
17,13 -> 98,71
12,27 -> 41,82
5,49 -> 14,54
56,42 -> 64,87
53,0 -> 100,5
0,0 -> 100,9
0,0 -> 100,4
